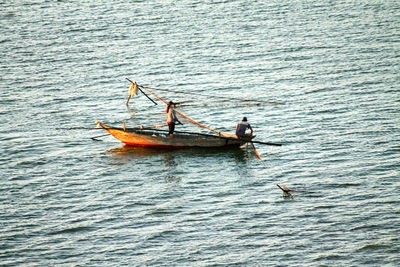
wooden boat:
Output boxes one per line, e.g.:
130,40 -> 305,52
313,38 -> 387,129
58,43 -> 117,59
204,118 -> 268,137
96,122 -> 254,149
95,80 -> 281,152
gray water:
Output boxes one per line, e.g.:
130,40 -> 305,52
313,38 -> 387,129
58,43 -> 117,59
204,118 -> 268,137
1,0 -> 399,266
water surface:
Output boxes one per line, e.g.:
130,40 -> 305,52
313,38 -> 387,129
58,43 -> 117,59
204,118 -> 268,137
1,0 -> 399,266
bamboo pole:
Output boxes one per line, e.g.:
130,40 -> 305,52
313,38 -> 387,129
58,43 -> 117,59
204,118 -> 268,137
139,85 -> 237,139
126,78 -> 158,105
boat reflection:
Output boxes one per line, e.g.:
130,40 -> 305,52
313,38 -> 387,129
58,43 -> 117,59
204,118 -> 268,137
107,145 -> 250,162
107,145 -> 253,182
108,145 -> 172,158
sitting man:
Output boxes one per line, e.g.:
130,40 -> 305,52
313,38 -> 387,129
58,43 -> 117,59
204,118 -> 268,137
236,117 -> 253,138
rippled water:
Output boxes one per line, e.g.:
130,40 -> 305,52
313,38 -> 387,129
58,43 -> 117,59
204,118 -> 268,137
1,0 -> 399,266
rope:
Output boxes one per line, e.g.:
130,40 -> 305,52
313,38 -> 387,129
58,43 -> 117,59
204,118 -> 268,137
139,85 -> 283,105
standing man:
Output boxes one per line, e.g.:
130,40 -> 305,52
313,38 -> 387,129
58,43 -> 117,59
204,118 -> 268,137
236,117 -> 253,138
166,101 -> 182,137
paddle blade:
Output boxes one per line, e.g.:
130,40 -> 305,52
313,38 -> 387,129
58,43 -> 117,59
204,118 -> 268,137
251,142 -> 263,161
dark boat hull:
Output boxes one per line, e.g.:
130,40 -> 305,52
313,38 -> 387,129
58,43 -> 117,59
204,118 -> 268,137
96,122 -> 254,149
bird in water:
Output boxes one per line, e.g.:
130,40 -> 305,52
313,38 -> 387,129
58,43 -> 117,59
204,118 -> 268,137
277,184 -> 314,200
277,184 -> 295,200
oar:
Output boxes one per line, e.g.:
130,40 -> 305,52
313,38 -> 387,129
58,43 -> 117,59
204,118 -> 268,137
56,127 -> 102,130
90,133 -> 110,141
250,142 -> 267,166
148,124 -> 168,128
136,124 -> 168,129
126,78 -> 158,105
251,140 -> 282,146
